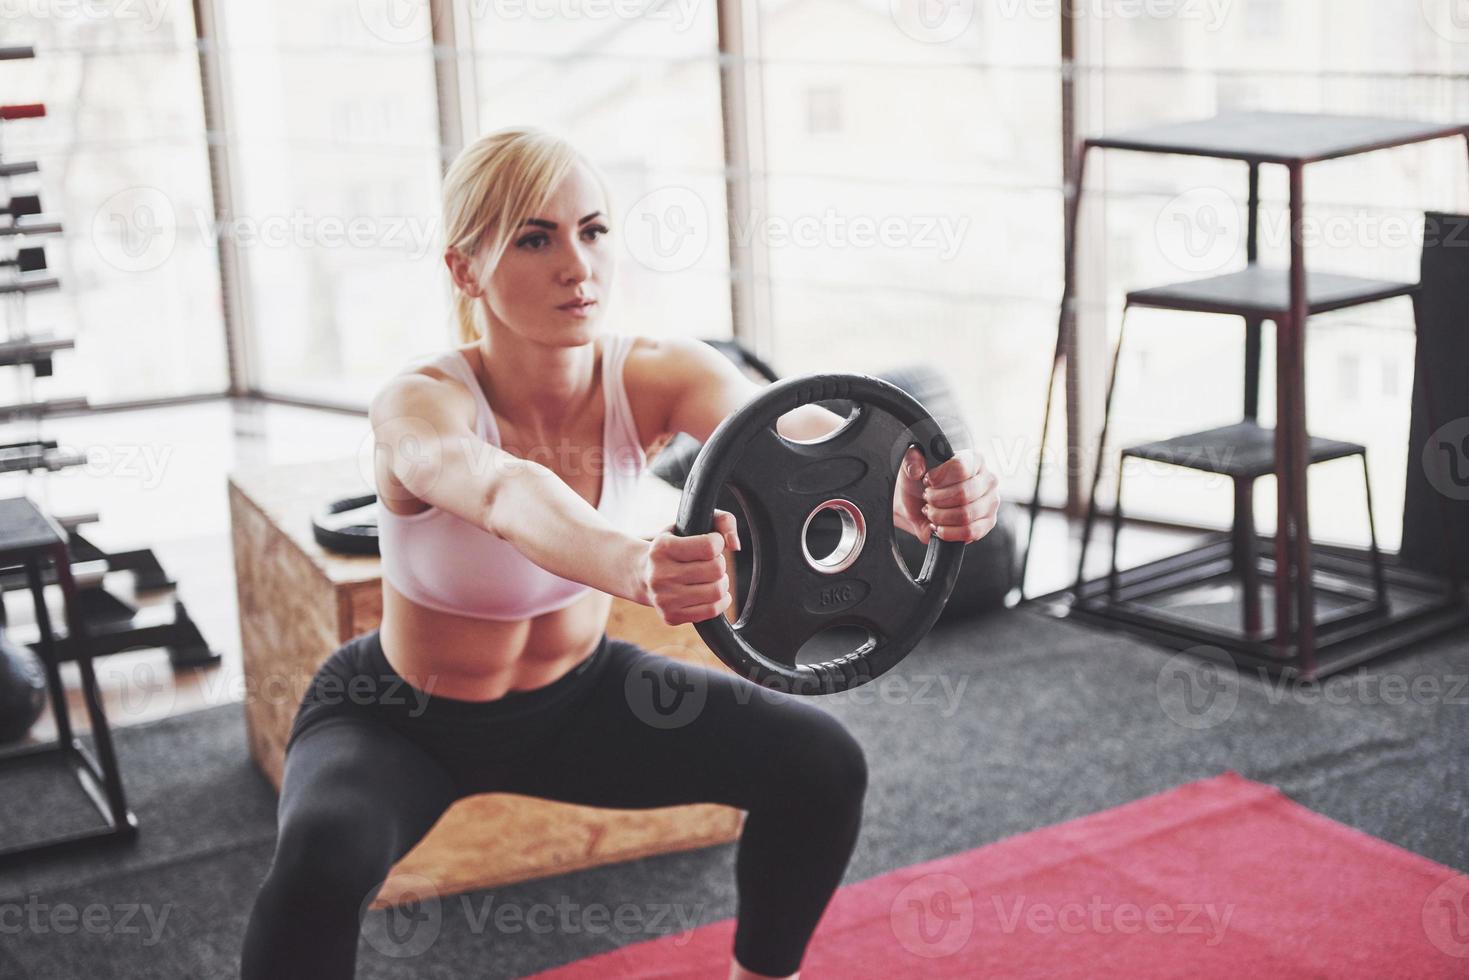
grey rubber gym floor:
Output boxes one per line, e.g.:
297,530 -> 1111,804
1,608 -> 1465,979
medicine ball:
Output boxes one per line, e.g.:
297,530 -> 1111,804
0,626 -> 47,744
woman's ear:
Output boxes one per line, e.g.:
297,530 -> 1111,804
445,246 -> 484,298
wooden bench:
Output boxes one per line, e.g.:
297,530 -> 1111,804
228,455 -> 742,908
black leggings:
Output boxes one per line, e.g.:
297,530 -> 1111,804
241,630 -> 868,979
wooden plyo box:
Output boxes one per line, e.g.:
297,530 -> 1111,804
228,456 -> 742,908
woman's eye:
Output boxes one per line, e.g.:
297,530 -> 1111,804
516,233 -> 548,250
583,224 -> 609,242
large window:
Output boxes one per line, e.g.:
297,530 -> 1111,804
215,0 -> 446,405
468,2 -> 733,344
755,0 -> 1063,501
0,8 -> 225,406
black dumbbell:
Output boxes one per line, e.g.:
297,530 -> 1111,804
0,247 -> 45,273
1,196 -> 41,219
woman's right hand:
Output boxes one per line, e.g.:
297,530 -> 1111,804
640,509 -> 741,626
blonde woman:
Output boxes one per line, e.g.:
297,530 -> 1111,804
241,127 -> 1000,980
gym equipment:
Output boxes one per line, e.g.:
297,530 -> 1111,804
0,497 -> 138,863
812,362 -> 1018,621
311,493 -> 379,555
1404,212 -> 1469,583
0,245 -> 45,272
0,439 -> 82,473
676,373 -> 964,695
0,396 -> 88,421
0,275 -> 59,298
0,217 -> 61,238
1,194 -> 40,218
0,623 -> 45,743
0,105 -> 45,121
1031,112 -> 1469,679
0,242 -> 56,300
0,333 -> 73,378
0,73 -> 217,672
652,351 -> 1019,623
0,513 -> 218,668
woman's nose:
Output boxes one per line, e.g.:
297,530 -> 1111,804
560,243 -> 592,283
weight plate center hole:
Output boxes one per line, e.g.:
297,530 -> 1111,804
801,499 -> 865,574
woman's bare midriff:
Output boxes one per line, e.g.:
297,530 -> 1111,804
378,580 -> 614,702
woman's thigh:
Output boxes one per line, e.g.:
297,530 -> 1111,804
274,713 -> 461,879
501,641 -> 868,811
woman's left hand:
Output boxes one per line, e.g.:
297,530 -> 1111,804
893,447 -> 1001,545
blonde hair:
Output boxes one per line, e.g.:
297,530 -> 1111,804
441,127 -> 610,345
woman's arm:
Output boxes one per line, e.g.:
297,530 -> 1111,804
370,371 -> 652,603
486,464 -> 651,603
652,337 -> 846,446
653,338 -> 929,540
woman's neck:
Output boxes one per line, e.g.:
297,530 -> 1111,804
471,332 -> 601,436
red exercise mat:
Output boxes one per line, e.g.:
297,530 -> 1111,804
531,772 -> 1469,978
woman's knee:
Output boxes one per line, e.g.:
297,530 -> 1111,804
270,804 -> 394,902
770,708 -> 869,807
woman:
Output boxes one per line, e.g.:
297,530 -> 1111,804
241,127 -> 1000,980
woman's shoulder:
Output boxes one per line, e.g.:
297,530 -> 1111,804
370,347 -> 476,421
380,346 -> 473,390
619,333 -> 691,381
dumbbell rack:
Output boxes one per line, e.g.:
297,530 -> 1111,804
0,45 -> 217,671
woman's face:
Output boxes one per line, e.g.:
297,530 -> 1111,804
459,161 -> 613,343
